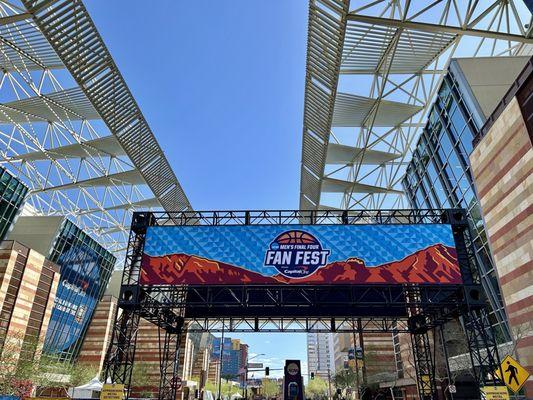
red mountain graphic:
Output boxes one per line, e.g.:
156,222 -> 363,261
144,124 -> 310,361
140,244 -> 462,285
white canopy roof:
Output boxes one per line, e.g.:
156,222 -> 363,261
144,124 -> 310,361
72,376 -> 103,391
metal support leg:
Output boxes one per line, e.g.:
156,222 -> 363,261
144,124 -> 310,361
158,316 -> 185,400
462,307 -> 503,395
104,307 -> 142,396
411,330 -> 438,400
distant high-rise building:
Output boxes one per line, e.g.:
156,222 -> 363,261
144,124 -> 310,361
7,215 -> 115,361
332,333 -> 352,372
307,332 -> 334,379
211,336 -> 249,379
0,166 -> 27,242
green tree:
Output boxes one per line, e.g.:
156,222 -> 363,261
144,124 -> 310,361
204,380 -> 217,393
0,331 -> 47,395
332,369 -> 357,391
305,376 -> 328,399
261,378 -> 280,398
204,378 -> 235,399
0,331 -> 103,397
35,355 -> 99,395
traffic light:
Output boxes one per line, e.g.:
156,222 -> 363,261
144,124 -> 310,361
265,367 -> 270,376
310,372 -> 315,380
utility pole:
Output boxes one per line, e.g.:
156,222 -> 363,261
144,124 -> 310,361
245,353 -> 265,400
352,320 -> 360,400
245,365 -> 248,399
357,319 -> 367,386
327,369 -> 333,400
217,319 -> 225,400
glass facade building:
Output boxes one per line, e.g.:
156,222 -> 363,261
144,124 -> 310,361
0,166 -> 27,242
402,59 -> 526,342
212,336 -> 245,378
43,219 -> 115,361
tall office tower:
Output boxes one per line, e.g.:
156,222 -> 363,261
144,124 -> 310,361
307,332 -> 335,379
0,240 -> 60,362
332,333 -> 352,372
7,215 -> 115,361
212,336 -> 246,378
0,166 -> 28,242
402,56 -> 530,343
470,59 -> 533,397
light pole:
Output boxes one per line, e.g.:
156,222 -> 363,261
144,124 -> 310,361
245,353 -> 265,400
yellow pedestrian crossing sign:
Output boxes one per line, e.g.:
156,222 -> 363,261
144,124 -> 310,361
495,355 -> 530,393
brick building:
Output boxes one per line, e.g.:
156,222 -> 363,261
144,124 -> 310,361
0,240 -> 60,364
470,57 -> 533,397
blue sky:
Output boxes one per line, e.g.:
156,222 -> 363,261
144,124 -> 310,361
85,0 -> 307,211
85,0 -> 309,373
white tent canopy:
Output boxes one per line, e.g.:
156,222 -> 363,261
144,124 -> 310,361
67,376 -> 103,398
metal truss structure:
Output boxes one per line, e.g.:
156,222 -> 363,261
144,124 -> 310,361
299,0 -> 533,211
105,209 -> 504,400
0,0 -> 191,260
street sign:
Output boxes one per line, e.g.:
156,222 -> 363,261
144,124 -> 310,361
481,386 -> 509,400
248,362 -> 263,369
420,375 -> 432,395
495,355 -> 530,393
100,384 -> 125,400
355,347 -> 363,360
173,377 -> 183,389
448,385 -> 456,394
287,362 -> 299,376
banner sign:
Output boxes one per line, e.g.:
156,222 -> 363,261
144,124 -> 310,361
140,224 -> 461,286
44,245 -> 101,353
481,386 -> 509,400
100,384 -> 125,400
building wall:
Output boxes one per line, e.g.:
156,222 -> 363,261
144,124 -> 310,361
359,333 -> 396,384
333,333 -> 352,371
7,216 -> 116,361
208,359 -> 221,384
401,57 -> 530,342
0,168 -> 27,242
307,332 -> 335,379
0,240 -> 60,363
77,295 -> 118,371
470,73 -> 533,395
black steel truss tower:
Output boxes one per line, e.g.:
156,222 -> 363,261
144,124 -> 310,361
103,209 -> 504,400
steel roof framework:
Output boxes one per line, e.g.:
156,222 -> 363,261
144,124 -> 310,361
0,0 -> 192,260
300,0 -> 533,211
